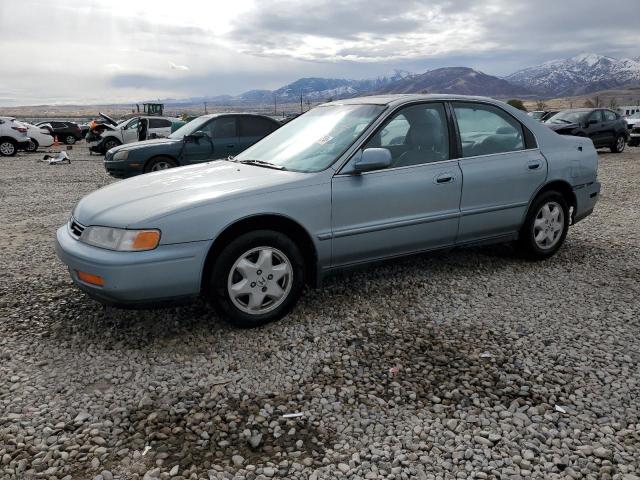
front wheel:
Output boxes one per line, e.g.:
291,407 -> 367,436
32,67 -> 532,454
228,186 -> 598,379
102,138 -> 120,153
64,135 -> 77,145
206,230 -> 305,327
144,156 -> 178,173
518,191 -> 569,260
610,134 -> 626,153
0,139 -> 17,156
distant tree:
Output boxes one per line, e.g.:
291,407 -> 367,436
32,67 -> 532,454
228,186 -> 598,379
583,99 -> 595,108
326,96 -> 334,103
608,98 -> 618,110
507,99 -> 527,111
535,100 -> 548,111
592,96 -> 601,107
420,89 -> 429,94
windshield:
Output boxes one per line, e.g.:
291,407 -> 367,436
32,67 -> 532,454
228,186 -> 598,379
234,104 -> 386,172
545,110 -> 587,124
168,116 -> 206,139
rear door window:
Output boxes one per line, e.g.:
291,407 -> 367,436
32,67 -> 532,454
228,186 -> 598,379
207,117 -> 237,139
603,110 -> 617,121
452,103 -> 526,157
149,118 -> 171,129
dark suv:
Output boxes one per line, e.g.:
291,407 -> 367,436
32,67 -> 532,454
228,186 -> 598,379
36,121 -> 83,144
544,108 -> 629,153
104,113 -> 281,178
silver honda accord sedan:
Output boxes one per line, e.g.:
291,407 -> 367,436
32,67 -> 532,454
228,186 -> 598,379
56,94 -> 600,327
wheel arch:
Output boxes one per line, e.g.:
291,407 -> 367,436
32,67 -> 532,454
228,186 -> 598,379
201,214 -> 319,293
525,180 -> 577,225
144,154 -> 180,171
0,136 -> 17,144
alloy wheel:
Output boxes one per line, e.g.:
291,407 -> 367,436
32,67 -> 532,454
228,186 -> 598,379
227,246 -> 293,315
0,141 -> 15,156
151,161 -> 174,171
616,136 -> 625,152
533,201 -> 564,250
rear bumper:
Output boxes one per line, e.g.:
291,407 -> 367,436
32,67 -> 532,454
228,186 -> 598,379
573,181 -> 600,224
55,225 -> 211,306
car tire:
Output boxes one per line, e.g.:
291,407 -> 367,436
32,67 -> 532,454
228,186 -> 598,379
25,139 -> 39,152
144,156 -> 178,173
610,134 -> 626,153
0,138 -> 17,156
517,191 -> 569,260
102,138 -> 121,152
64,135 -> 77,145
206,230 -> 305,328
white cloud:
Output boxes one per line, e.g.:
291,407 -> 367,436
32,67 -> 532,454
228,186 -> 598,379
0,0 -> 638,106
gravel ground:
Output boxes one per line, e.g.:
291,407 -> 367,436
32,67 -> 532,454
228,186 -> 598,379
0,143 -> 639,480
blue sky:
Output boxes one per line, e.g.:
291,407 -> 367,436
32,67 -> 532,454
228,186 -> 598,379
0,0 -> 638,105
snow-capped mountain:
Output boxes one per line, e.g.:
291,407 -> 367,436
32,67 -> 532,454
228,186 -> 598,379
506,54 -> 640,96
377,67 -> 532,97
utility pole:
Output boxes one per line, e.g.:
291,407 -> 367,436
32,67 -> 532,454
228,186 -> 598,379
274,94 -> 277,115
300,90 -> 303,113
204,102 -> 208,114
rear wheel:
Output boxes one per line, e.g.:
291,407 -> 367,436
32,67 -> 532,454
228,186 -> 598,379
206,230 -> 305,328
518,191 -> 569,260
0,139 -> 17,156
144,156 -> 178,173
610,134 -> 626,153
25,139 -> 39,152
64,135 -> 77,145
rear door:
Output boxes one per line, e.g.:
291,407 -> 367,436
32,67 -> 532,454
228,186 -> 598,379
585,110 -> 606,146
452,101 -> 547,243
238,116 -> 278,155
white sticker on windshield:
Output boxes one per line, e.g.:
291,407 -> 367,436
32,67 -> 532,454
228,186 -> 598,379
316,134 -> 333,145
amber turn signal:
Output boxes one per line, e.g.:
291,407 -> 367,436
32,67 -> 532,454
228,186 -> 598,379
131,230 -> 161,250
76,270 -> 105,287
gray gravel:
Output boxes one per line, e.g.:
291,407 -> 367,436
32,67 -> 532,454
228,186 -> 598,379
1,143 -> 639,480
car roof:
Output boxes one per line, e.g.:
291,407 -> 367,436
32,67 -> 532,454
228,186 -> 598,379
198,113 -> 278,119
320,94 -> 499,108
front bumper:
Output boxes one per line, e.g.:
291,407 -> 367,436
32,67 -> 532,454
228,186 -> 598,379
55,225 -> 211,307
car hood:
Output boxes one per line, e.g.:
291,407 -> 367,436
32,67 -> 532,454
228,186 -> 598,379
99,112 -> 119,126
73,161 -> 311,228
546,122 -> 579,131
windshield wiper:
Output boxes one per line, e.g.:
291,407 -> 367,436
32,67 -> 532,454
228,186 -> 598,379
238,159 -> 286,170
554,118 -> 572,124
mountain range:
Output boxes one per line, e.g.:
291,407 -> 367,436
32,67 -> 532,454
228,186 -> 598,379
164,54 -> 640,107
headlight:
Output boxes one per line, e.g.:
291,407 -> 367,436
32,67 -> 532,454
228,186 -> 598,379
81,226 -> 160,251
113,150 -> 129,161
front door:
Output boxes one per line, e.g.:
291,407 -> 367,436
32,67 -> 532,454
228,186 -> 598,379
451,101 -> 547,243
331,102 -> 462,266
585,110 -> 607,147
183,117 -> 239,164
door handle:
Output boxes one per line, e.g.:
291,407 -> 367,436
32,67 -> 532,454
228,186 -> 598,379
528,162 -> 541,170
435,173 -> 454,184
226,144 -> 235,148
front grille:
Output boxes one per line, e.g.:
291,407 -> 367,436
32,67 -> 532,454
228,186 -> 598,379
69,218 -> 85,239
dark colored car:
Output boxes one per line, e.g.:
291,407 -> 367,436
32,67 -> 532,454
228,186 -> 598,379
104,113 -> 281,178
37,121 -> 83,144
544,108 -> 629,153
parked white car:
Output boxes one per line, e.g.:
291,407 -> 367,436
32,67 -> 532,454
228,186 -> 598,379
87,114 -> 181,154
22,123 -> 54,152
0,117 -> 31,156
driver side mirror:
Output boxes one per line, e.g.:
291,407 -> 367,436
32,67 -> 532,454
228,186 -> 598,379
353,148 -> 392,173
186,130 -> 208,141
